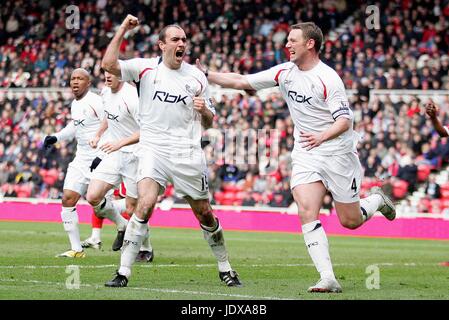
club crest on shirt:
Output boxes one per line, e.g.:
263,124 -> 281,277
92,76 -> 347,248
340,101 -> 349,108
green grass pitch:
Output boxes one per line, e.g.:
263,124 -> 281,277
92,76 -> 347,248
0,221 -> 448,300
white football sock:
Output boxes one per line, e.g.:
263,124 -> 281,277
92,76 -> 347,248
91,228 -> 101,242
360,194 -> 383,222
93,198 -> 128,231
201,219 -> 232,272
118,215 -> 148,278
140,225 -> 153,252
61,206 -> 82,252
302,220 -> 335,280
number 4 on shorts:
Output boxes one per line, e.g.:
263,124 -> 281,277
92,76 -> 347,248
351,178 -> 357,193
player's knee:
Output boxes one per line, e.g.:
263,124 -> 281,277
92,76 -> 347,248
195,206 -> 214,224
339,217 -> 360,230
85,192 -> 102,207
139,197 -> 156,216
62,194 -> 78,207
298,208 -> 319,223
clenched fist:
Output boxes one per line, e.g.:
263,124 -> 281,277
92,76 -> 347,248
425,102 -> 438,119
120,14 -> 139,31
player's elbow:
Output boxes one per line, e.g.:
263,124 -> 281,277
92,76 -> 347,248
101,59 -> 112,72
101,58 -> 117,73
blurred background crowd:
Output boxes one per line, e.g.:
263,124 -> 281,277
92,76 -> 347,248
1,0 -> 449,211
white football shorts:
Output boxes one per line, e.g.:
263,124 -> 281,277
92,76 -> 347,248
290,149 -> 363,203
91,151 -> 138,199
136,147 -> 209,200
63,157 -> 92,196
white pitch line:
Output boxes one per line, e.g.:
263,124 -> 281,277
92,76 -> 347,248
0,278 -> 292,300
0,262 -> 427,270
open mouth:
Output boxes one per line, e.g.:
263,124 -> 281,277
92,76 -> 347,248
175,50 -> 184,58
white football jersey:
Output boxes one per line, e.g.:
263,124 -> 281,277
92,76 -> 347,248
55,90 -> 104,161
100,82 -> 139,153
118,57 -> 215,156
246,61 -> 357,155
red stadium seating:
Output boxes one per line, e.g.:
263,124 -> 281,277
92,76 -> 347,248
39,168 -> 59,186
392,180 -> 408,199
417,165 -> 431,182
440,183 -> 449,199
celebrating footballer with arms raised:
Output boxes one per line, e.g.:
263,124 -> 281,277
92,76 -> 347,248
101,14 -> 241,288
197,22 -> 396,293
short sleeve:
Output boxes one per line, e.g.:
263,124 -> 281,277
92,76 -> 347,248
246,63 -> 291,90
326,78 -> 353,121
119,58 -> 155,82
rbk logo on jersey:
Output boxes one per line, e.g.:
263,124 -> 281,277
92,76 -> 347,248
105,110 -> 119,122
153,90 -> 188,105
287,91 -> 312,105
74,119 -> 85,126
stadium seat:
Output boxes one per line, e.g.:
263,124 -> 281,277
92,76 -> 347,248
236,192 -> 246,200
392,180 -> 408,199
441,188 -> 449,199
40,168 -> 59,186
214,191 -> 225,204
440,183 -> 449,199
15,184 -> 32,198
417,165 -> 431,182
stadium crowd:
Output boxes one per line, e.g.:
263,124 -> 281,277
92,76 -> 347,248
1,0 -> 449,209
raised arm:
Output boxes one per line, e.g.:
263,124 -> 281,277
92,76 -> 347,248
101,14 -> 140,77
426,102 -> 449,137
196,59 -> 253,90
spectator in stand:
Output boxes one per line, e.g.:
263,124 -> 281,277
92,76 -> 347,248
242,193 -> 256,206
424,174 -> 441,200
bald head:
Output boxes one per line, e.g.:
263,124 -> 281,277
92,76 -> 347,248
71,68 -> 90,80
70,68 -> 91,99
